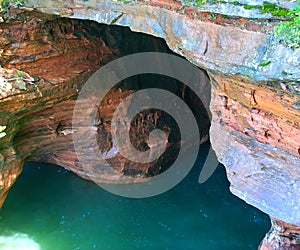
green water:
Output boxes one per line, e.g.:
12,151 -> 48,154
0,145 -> 270,250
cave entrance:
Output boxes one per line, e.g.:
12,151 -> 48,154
0,9 -> 272,250
85,24 -> 213,180
6,11 -> 212,183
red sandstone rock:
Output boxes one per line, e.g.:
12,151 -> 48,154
0,1 -> 300,248
0,9 -> 209,205
259,218 -> 300,250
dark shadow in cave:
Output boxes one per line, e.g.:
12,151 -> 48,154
75,21 -> 212,177
0,14 -> 272,249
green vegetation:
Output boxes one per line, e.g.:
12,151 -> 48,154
231,1 -> 240,6
259,60 -> 271,67
209,12 -> 217,19
242,1 -> 299,49
274,0 -> 300,49
194,0 -> 206,7
0,126 -> 6,139
182,0 -> 299,49
182,0 -> 292,13
281,71 -> 293,76
14,70 -> 25,78
0,0 -> 23,13
243,2 -> 290,16
176,44 -> 183,50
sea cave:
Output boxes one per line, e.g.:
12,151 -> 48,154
0,0 -> 299,249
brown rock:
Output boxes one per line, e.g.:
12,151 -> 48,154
0,10 -> 210,207
259,218 -> 300,250
0,2 -> 300,249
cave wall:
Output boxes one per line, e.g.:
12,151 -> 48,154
19,0 -> 300,224
0,0 -> 299,248
23,0 -> 299,81
0,8 -> 211,201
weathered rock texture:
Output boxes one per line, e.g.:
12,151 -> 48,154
0,9 -> 209,203
210,75 -> 300,224
0,10 -> 118,206
23,0 -> 300,81
259,218 -> 300,250
0,0 -> 299,249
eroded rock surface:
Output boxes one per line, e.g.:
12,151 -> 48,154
23,0 -> 300,82
210,74 -> 300,226
259,218 -> 300,250
0,9 -> 209,204
0,10 -> 117,206
0,0 -> 299,249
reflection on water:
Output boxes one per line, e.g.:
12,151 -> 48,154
0,144 -> 270,250
0,232 -> 40,250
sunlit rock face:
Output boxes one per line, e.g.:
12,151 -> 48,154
0,9 -> 210,206
0,0 -> 299,248
0,11 -> 119,207
23,0 -> 299,81
209,74 -> 300,226
0,6 -> 210,206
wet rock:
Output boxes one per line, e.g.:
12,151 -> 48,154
210,75 -> 300,228
0,10 -> 210,207
259,218 -> 300,250
0,2 -> 299,249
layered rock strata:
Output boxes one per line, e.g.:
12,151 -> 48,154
0,0 -> 299,248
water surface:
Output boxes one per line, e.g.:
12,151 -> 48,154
0,145 -> 270,250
